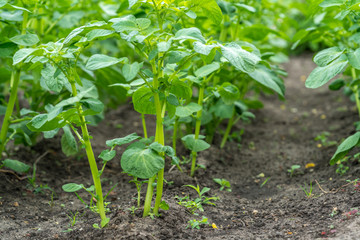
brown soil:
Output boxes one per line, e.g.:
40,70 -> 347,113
1,54 -> 360,240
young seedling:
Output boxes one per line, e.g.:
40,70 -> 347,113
187,216 -> 210,229
299,181 -> 314,199
287,165 -> 301,177
176,185 -> 218,215
213,178 -> 231,192
129,176 -> 145,208
314,132 -> 337,148
336,157 -> 349,176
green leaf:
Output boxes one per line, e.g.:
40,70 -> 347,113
63,27 -> 84,44
157,41 -> 171,52
313,47 -> 344,67
135,18 -> 151,30
10,34 -> 39,46
329,79 -> 345,91
0,0 -> 8,7
61,125 -> 78,157
27,114 -> 48,129
175,102 -> 202,117
62,183 -> 84,192
133,86 -> 156,114
111,15 -> 138,32
86,54 -> 121,70
85,29 -> 114,41
27,114 -> 66,132
235,3 -> 256,12
128,0 -> 138,8
191,0 -> 223,25
305,60 -> 348,89
319,0 -> 345,8
173,28 -> 205,43
160,201 -> 169,210
2,159 -> 30,173
195,62 -> 220,79
219,82 -> 240,105
98,149 -> 116,162
330,132 -> 360,165
13,48 -> 37,65
121,147 -> 164,179
242,25 -> 282,41
106,133 -> 140,147
221,43 -> 260,73
81,98 -> 104,115
193,42 -> 216,56
122,62 -> 142,81
348,48 -> 360,70
211,100 -> 234,119
248,65 -> 285,97
170,80 -> 192,100
181,134 -> 210,152
149,142 -> 165,153
41,64 -> 65,92
167,93 -> 179,106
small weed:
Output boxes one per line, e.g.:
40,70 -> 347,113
288,165 -> 301,177
127,206 -> 138,215
330,207 -> 338,217
260,177 -> 271,188
176,185 -> 218,215
314,131 -> 337,147
248,141 -> 256,150
336,157 -> 349,175
187,216 -> 210,229
299,181 -> 313,198
66,210 -> 83,227
213,178 -> 231,192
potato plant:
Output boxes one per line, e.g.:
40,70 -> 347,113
8,20 -> 126,227
0,0 -> 292,228
80,0 -> 287,219
301,0 -> 360,166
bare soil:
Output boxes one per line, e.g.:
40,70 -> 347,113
1,54 -> 360,240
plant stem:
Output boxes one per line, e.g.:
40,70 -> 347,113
0,70 -> 20,158
220,109 -> 236,149
70,80 -> 107,226
153,95 -> 165,216
141,114 -> 148,139
173,116 -> 179,154
143,176 -> 154,217
190,86 -> 205,177
143,71 -> 166,217
351,68 -> 360,119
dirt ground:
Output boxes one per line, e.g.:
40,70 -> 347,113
1,54 -> 360,240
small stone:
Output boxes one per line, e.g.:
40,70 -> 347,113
14,202 -> 19,207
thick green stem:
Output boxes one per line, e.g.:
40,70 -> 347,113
21,11 -> 28,35
141,114 -> 148,139
220,109 -> 236,149
172,117 -> 183,172
173,116 -> 179,154
351,68 -> 360,119
71,81 -> 107,226
143,73 -> 165,217
143,176 -> 155,217
190,86 -> 205,177
153,96 -> 165,216
0,70 -> 20,158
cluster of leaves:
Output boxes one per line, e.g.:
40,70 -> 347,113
176,185 -> 218,216
0,0 -> 292,227
298,0 -> 360,169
